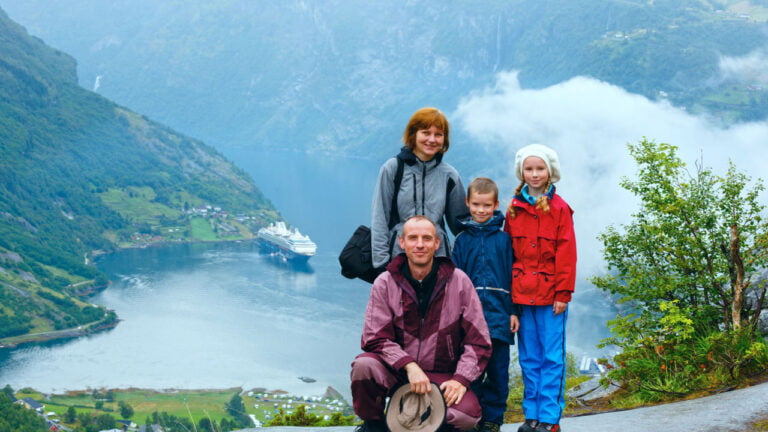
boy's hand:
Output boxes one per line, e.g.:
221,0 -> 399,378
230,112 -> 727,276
510,315 -> 520,333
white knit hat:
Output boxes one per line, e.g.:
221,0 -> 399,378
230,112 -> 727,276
514,143 -> 561,183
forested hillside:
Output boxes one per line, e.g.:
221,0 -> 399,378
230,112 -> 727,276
0,8 -> 278,342
0,0 -> 766,160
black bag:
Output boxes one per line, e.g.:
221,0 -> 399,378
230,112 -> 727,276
339,157 -> 404,283
338,225 -> 381,283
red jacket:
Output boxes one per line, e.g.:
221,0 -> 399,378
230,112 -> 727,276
504,193 -> 577,305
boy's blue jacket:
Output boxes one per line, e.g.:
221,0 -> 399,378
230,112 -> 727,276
451,210 -> 517,344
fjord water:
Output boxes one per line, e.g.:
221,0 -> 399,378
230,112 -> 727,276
0,148 -> 613,398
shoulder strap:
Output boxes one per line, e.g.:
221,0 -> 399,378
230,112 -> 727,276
387,157 -> 405,231
441,175 -> 455,232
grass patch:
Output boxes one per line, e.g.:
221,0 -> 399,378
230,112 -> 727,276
100,187 -> 181,224
190,217 -> 217,241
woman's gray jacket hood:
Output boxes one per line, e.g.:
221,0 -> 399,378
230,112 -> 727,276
370,147 -> 469,268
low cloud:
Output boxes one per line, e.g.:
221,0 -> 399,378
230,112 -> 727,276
454,70 -> 768,279
719,49 -> 768,85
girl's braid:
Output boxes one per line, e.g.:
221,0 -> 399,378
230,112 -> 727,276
506,180 -> 526,219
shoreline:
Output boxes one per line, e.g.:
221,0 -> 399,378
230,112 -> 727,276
0,318 -> 121,349
1,237 -> 261,350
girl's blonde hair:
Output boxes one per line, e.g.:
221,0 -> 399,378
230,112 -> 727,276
507,180 -> 552,219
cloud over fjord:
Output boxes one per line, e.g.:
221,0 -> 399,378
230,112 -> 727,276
453,71 -> 768,275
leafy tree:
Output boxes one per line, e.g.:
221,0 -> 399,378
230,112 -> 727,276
593,139 -> 768,331
267,405 -> 355,427
118,401 -> 134,419
198,417 -> 216,432
0,393 -> 47,432
95,413 -> 116,430
267,405 -> 322,427
224,393 -> 250,427
2,384 -> 13,398
65,406 -> 77,423
592,139 -> 768,400
323,411 -> 356,427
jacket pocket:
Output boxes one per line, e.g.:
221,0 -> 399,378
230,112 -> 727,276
538,227 -> 557,273
445,334 -> 455,361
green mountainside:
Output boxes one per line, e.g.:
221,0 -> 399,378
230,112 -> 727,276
0,8 -> 278,343
0,0 -> 766,160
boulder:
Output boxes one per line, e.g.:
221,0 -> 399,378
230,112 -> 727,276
567,375 -> 620,402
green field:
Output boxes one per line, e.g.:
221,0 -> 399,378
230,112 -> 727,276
100,187 -> 181,224
190,217 -> 218,241
15,387 -> 352,427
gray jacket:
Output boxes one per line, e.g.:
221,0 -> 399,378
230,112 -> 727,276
370,147 -> 468,268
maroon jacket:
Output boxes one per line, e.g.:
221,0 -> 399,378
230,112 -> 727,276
504,193 -> 577,305
361,255 -> 492,388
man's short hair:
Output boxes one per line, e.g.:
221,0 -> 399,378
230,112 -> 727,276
400,215 -> 437,237
467,177 -> 499,201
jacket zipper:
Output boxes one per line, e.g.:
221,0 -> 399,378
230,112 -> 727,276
417,317 -> 424,363
412,173 -> 417,214
421,164 -> 427,214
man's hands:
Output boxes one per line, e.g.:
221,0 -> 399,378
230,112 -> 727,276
404,362 -> 430,394
404,362 -> 467,407
439,379 -> 466,407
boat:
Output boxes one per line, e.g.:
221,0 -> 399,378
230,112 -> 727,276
257,221 -> 317,262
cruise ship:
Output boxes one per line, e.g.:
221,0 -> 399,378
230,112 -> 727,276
257,221 -> 317,262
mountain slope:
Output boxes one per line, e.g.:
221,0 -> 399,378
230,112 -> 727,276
0,8 -> 278,342
0,0 -> 766,160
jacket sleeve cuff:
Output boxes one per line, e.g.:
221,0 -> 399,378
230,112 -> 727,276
452,375 -> 472,389
554,291 -> 572,303
393,356 -> 417,371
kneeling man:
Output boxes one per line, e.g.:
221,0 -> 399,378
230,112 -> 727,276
350,215 -> 492,431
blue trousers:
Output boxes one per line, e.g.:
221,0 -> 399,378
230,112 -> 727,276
471,339 -> 510,425
517,305 -> 568,425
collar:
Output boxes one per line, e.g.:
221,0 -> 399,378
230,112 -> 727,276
403,259 -> 439,288
459,210 -> 505,231
519,184 -> 555,205
397,146 -> 443,168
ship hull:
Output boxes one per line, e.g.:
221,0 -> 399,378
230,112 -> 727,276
256,237 -> 313,263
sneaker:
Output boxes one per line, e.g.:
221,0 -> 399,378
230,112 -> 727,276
478,421 -> 501,432
534,423 -> 560,432
354,419 -> 388,432
518,419 -> 539,432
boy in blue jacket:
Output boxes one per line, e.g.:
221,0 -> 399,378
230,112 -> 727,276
452,177 -> 519,432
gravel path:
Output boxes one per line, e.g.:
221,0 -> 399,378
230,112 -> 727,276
240,380 -> 768,432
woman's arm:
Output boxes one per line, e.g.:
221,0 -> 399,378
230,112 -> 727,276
371,159 -> 397,268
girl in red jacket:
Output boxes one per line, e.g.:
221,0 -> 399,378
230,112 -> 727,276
504,144 -> 577,432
